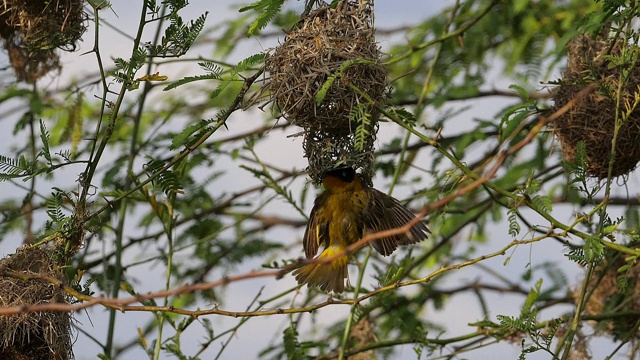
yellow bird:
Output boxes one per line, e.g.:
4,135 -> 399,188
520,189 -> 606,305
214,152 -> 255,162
293,166 -> 429,293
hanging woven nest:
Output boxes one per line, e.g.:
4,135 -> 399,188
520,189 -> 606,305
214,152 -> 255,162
553,34 -> 640,178
0,0 -> 86,51
303,125 -> 377,185
581,245 -> 640,340
4,35 -> 61,83
0,246 -> 73,360
0,0 -> 86,82
265,0 -> 388,131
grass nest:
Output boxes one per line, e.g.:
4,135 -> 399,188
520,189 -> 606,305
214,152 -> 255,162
0,246 -> 73,360
0,0 -> 86,51
4,35 -> 61,83
0,0 -> 86,82
303,126 -> 376,185
266,0 -> 387,131
553,34 -> 640,178
582,246 -> 640,340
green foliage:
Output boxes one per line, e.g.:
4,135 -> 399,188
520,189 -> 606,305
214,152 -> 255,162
498,279 -> 542,333
168,53 -> 265,150
109,47 -> 149,88
566,246 -> 589,266
0,155 -> 30,181
283,325 -> 305,360
163,12 -> 209,57
235,53 -> 266,73
507,207 -> 521,237
144,159 -> 184,198
498,86 -> 538,144
386,107 -> 417,127
110,3 -> 208,89
3,1 -> 640,359
531,195 -> 552,214
163,62 -> 223,90
497,279 -> 562,358
315,58 -> 376,106
46,191 -> 66,224
584,235 -> 605,263
170,119 -> 212,150
350,103 -> 373,151
240,0 -> 286,36
39,120 -> 52,165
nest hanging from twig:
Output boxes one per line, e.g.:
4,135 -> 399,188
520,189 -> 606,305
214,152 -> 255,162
553,34 -> 640,178
0,0 -> 86,82
266,0 -> 387,131
0,246 -> 73,360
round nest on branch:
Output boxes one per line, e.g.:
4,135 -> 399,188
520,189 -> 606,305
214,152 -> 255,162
553,34 -> 640,178
0,0 -> 86,51
581,246 -> 640,340
0,246 -> 73,360
266,1 -> 388,131
5,36 -> 61,83
303,125 -> 376,186
0,0 -> 85,82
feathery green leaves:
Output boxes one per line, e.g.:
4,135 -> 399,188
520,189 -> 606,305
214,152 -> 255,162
144,159 -> 184,198
240,0 -> 286,36
507,207 -> 521,237
164,62 -> 223,90
283,325 -> 305,360
39,119 -> 52,165
315,59 -> 376,106
350,103 -> 373,152
0,155 -> 30,181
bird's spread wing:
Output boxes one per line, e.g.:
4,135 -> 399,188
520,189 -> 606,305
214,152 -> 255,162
365,189 -> 430,256
303,193 -> 330,259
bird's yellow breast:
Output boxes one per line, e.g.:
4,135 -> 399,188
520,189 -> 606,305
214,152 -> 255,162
319,185 -> 368,248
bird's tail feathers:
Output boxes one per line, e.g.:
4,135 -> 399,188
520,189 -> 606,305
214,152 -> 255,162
293,246 -> 349,293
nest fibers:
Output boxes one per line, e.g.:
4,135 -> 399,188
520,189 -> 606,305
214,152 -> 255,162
266,1 -> 388,131
304,125 -> 377,185
581,247 -> 640,340
0,0 -> 86,82
0,246 -> 73,360
553,34 -> 640,178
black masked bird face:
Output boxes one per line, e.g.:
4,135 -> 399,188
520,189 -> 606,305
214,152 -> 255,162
324,166 -> 356,183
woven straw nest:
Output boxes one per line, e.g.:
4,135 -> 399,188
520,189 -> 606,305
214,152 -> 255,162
0,0 -> 86,82
582,247 -> 640,340
304,125 -> 377,185
4,38 -> 61,83
553,34 -> 640,178
266,0 -> 388,131
0,246 -> 73,360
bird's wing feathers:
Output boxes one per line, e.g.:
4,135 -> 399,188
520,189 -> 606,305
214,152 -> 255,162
303,193 -> 330,259
365,189 -> 430,256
